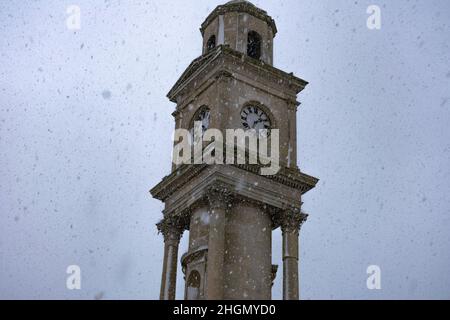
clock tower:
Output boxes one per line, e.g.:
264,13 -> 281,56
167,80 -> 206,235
151,0 -> 318,300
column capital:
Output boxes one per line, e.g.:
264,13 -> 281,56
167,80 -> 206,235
281,208 -> 308,235
206,183 -> 233,210
157,215 -> 187,244
286,99 -> 299,111
158,214 -> 186,301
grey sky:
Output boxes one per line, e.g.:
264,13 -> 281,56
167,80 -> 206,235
0,0 -> 449,299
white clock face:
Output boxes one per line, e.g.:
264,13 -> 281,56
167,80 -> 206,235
241,106 -> 271,132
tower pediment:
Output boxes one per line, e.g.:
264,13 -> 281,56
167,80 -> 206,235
167,45 -> 308,105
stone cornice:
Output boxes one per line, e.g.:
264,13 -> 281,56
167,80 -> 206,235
235,164 -> 319,193
151,164 -> 208,201
150,164 -> 318,203
200,1 -> 277,36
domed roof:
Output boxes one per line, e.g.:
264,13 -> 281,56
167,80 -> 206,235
200,0 -> 277,36
225,0 -> 255,6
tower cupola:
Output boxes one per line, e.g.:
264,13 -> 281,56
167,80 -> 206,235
201,0 -> 277,65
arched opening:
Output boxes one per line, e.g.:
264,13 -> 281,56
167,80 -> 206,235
189,106 -> 210,147
247,31 -> 262,60
186,270 -> 201,300
190,106 -> 210,133
206,35 -> 216,52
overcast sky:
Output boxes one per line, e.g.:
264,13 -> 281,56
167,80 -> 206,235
1,0 -> 449,300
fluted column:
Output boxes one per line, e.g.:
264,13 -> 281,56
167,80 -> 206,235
157,217 -> 185,300
205,184 -> 232,300
281,208 -> 307,300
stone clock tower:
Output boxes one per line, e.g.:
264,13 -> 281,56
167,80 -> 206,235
151,0 -> 318,300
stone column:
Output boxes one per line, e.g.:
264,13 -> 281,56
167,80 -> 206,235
281,208 -> 307,300
205,184 -> 232,300
157,217 -> 184,300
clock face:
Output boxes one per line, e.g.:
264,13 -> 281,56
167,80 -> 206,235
241,106 -> 271,132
